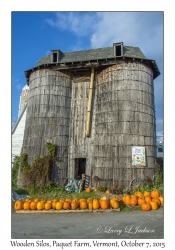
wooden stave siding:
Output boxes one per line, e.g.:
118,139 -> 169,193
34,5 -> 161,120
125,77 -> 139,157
22,60 -> 156,188
91,61 -> 156,188
22,69 -> 72,185
68,71 -> 95,181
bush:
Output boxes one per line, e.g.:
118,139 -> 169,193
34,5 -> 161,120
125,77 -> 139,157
12,156 -> 20,189
156,157 -> 163,172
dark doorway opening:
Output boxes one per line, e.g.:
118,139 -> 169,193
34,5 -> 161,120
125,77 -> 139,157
75,158 -> 86,179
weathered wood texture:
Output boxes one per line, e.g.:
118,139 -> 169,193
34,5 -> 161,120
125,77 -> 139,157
68,68 -> 96,180
22,61 -> 156,187
68,61 -> 156,187
22,69 -> 72,185
91,62 -> 156,187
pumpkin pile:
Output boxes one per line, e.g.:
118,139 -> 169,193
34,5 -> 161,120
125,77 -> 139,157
13,189 -> 163,212
122,190 -> 163,211
14,196 -> 120,211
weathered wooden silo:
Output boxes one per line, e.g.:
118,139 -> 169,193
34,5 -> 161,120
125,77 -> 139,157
22,69 -> 72,185
92,61 -> 156,188
22,43 -> 160,187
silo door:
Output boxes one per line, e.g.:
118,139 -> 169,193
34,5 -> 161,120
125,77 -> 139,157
75,158 -> 86,178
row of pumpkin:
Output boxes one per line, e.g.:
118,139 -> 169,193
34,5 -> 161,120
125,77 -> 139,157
14,190 -> 163,212
14,196 -> 120,211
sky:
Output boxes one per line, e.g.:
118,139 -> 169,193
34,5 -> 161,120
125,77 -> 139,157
12,11 -> 163,142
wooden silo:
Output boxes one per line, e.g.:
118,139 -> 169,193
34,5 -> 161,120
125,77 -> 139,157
92,61 -> 156,187
23,43 -> 160,187
22,69 -> 72,185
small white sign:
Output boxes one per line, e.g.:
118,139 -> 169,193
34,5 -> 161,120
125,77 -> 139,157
132,146 -> 146,166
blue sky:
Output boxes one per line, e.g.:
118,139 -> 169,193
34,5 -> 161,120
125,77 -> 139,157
12,11 -> 163,142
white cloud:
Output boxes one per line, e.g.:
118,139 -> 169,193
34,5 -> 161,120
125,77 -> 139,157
45,12 -> 97,37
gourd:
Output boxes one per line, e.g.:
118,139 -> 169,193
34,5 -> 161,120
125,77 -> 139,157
149,201 -> 158,210
105,190 -> 110,195
130,195 -> 138,206
80,200 -> 87,209
30,201 -> 37,210
85,187 -> 91,193
55,201 -> 63,210
14,200 -> 22,210
141,202 -> 151,211
151,190 -> 160,199
23,201 -> 30,210
63,201 -> 71,210
92,199 -> 100,210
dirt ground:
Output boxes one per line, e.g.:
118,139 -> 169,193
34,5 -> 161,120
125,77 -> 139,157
11,207 -> 164,239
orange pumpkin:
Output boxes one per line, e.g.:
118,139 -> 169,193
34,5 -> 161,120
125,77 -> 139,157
88,202 -> 93,210
137,197 -> 145,206
65,198 -> 72,204
34,198 -> 39,203
152,198 -> 161,206
113,197 -> 119,202
141,202 -> 151,211
130,195 -> 138,206
14,200 -> 23,210
93,199 -> 100,210
123,195 -> 131,205
144,191 -> 151,197
80,200 -> 87,210
23,201 -> 30,210
110,198 -> 114,207
37,201 -> 44,210
149,201 -> 158,210
85,187 -> 91,193
105,190 -> 110,195
135,191 -> 143,198
87,198 -> 93,204
75,199 -> 80,208
27,199 -> 32,203
151,190 -> 160,199
55,201 -> 63,210
30,201 -> 37,210
122,195 -> 126,203
52,201 -> 57,209
159,196 -> 164,206
45,202 -> 52,210
71,200 -> 78,210
100,200 -> 109,210
112,200 -> 119,209
79,198 -> 86,203
145,196 -> 152,203
63,201 -> 71,210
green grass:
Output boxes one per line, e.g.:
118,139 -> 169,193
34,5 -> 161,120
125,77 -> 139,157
13,186 -> 101,201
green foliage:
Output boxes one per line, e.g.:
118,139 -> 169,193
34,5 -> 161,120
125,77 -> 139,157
45,142 -> 57,158
156,157 -> 163,171
154,165 -> 163,187
13,185 -> 101,201
122,187 -> 131,195
96,185 -> 107,192
131,166 -> 163,195
16,143 -> 57,189
12,156 -> 20,189
119,201 -> 132,212
20,153 -> 31,173
110,184 -> 123,194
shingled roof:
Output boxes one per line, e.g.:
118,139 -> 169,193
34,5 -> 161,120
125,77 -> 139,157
25,44 -> 160,80
35,45 -> 147,67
